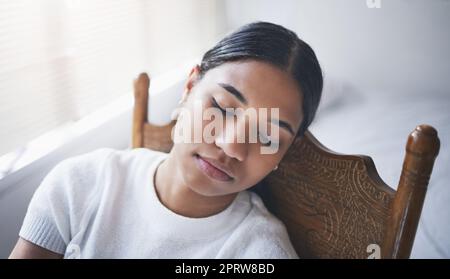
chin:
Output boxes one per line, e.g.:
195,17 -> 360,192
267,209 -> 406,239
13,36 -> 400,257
184,172 -> 235,197
188,172 -> 223,195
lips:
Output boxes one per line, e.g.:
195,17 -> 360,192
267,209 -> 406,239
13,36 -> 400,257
194,154 -> 233,182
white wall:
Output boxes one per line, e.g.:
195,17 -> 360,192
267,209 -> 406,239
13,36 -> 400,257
223,0 -> 450,96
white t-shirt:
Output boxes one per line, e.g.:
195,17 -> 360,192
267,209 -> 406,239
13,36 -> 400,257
19,148 -> 299,259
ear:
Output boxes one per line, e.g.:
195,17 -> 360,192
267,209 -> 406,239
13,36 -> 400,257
180,64 -> 201,104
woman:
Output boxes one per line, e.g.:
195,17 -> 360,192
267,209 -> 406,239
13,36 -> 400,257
10,21 -> 322,259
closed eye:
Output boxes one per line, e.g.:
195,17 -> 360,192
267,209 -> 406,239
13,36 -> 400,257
259,131 -> 280,148
211,97 -> 235,117
211,97 -> 226,114
211,97 -> 280,148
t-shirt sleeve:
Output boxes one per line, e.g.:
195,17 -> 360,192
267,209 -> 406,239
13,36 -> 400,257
19,159 -> 75,254
18,148 -> 113,255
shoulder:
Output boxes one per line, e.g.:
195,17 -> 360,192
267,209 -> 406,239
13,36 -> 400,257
46,147 -> 164,184
47,148 -> 117,180
228,191 -> 299,259
36,147 -> 165,207
41,148 -> 117,194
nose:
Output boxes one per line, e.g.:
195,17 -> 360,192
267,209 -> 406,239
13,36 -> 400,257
214,117 -> 248,162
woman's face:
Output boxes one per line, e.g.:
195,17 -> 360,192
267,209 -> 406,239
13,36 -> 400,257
170,60 -> 303,197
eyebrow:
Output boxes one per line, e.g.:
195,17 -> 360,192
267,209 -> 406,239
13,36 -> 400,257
217,82 -> 296,137
271,118 -> 296,136
217,83 -> 248,105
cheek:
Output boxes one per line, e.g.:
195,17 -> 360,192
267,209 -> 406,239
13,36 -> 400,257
238,152 -> 282,184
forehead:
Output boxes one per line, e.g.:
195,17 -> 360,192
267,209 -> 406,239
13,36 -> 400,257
200,60 -> 303,129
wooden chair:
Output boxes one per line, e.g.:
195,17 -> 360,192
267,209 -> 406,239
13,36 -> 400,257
132,73 -> 440,259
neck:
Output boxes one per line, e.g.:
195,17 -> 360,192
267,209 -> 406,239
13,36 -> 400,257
154,152 -> 238,218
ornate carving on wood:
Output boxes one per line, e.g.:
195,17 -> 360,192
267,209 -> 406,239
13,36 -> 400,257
263,132 -> 395,258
